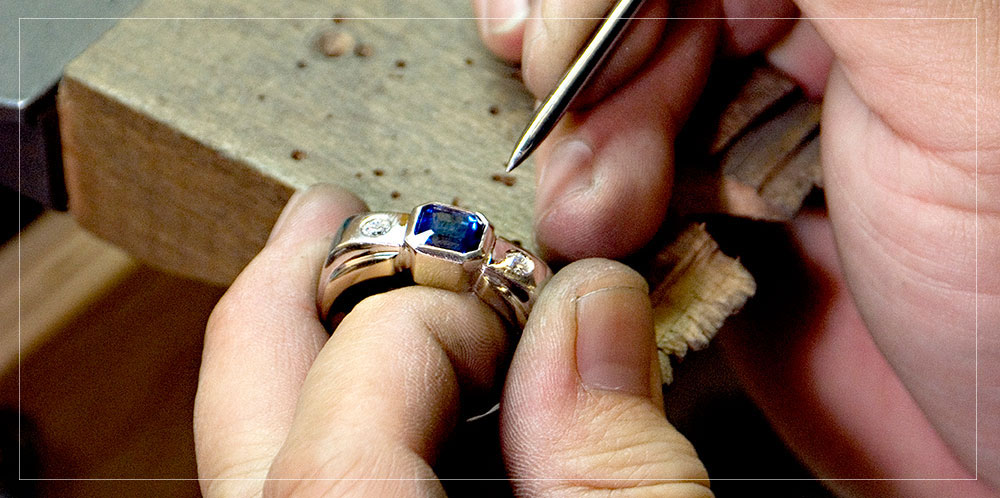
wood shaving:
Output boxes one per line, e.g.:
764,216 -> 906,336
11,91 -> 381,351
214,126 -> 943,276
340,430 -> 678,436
648,223 -> 756,384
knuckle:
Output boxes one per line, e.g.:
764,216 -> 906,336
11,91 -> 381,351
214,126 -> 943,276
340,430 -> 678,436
263,439 -> 436,498
263,440 -> 372,497
198,450 -> 273,497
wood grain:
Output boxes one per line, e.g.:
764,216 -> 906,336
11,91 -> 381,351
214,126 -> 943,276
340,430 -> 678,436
673,66 -> 823,221
709,65 -> 800,156
0,263 -> 220,496
0,212 -> 218,497
60,0 -> 536,285
0,212 -> 137,373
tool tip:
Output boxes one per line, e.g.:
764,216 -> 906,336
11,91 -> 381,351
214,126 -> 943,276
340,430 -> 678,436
505,153 -> 523,173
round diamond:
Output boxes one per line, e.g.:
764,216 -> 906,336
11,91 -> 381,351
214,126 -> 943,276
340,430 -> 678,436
360,216 -> 392,237
505,251 -> 533,277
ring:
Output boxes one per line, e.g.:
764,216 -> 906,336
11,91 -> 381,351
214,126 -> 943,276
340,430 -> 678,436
317,202 -> 552,329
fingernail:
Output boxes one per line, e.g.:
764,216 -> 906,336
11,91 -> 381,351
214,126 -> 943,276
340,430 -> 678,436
576,286 -> 654,396
266,188 -> 309,244
485,0 -> 529,34
536,138 -> 594,213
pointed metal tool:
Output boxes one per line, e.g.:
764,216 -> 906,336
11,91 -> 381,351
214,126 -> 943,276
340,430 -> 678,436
504,0 -> 647,172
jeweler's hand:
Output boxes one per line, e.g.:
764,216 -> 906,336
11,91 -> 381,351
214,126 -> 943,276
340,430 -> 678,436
474,0 -> 998,496
193,184 -> 711,497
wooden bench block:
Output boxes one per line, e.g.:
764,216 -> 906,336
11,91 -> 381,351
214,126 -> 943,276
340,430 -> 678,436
60,0 -> 536,285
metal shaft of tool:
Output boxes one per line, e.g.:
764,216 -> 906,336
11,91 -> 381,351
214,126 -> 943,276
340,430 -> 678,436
505,0 -> 647,172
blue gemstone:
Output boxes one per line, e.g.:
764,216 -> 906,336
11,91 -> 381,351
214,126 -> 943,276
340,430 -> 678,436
413,203 -> 485,253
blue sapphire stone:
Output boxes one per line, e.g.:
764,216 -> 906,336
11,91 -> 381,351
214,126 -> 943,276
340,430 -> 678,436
413,204 -> 485,253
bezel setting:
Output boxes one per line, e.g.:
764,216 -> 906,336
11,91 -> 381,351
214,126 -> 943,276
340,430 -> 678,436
318,202 -> 551,329
403,202 -> 495,291
404,203 -> 492,259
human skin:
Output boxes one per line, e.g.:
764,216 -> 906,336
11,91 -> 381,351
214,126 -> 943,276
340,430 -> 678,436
473,0 -> 998,496
193,2 -> 997,496
194,185 -> 715,497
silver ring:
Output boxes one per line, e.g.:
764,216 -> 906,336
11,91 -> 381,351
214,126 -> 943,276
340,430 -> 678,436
317,202 -> 552,329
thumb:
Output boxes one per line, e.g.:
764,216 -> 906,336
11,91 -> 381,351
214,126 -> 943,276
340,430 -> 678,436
500,259 -> 712,497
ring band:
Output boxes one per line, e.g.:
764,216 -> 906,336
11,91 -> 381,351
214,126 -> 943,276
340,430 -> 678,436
317,202 -> 552,329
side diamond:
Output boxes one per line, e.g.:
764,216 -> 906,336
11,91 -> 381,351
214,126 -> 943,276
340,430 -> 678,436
503,251 -> 534,277
360,216 -> 392,237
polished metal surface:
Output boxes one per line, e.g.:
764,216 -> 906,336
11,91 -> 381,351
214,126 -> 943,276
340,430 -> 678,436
505,0 -> 647,172
318,202 -> 552,329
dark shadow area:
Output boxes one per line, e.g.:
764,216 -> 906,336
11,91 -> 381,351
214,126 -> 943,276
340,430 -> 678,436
0,266 -> 225,497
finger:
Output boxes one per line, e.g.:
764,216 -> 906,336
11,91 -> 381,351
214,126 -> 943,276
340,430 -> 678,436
719,0 -> 798,57
193,184 -> 366,497
716,212 -> 996,498
533,7 -> 718,261
764,19 -> 834,99
472,0 -> 531,62
521,0 -> 668,106
264,286 -> 511,496
501,259 -> 712,497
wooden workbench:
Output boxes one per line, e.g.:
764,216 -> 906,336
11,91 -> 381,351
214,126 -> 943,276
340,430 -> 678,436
60,0 -> 536,285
